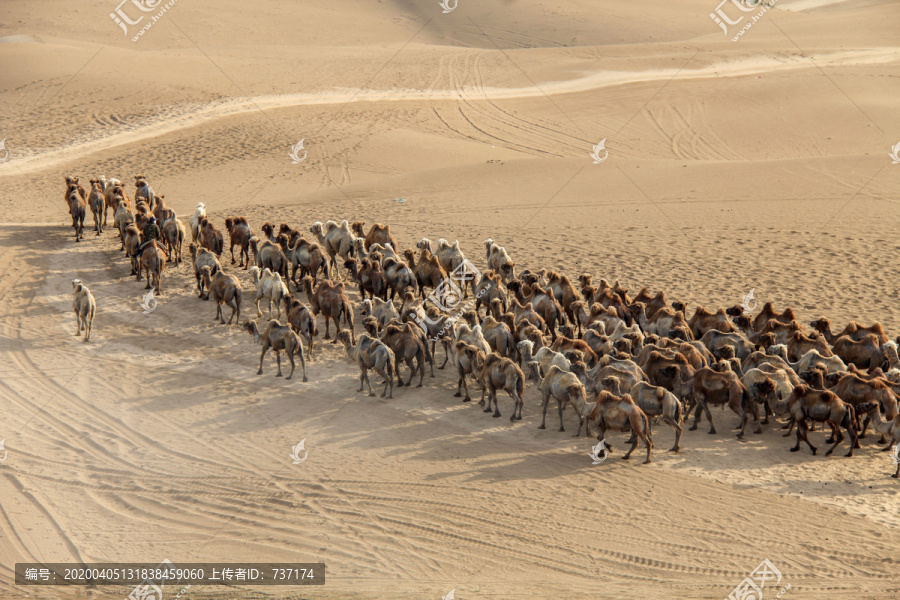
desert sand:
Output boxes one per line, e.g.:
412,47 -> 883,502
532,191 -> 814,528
1,0 -> 899,598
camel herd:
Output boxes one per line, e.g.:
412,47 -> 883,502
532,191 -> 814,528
60,174 -> 900,478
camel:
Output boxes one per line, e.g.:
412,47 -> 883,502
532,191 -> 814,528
198,218 -> 224,256
767,345 -> 847,375
484,238 -> 515,282
832,334 -> 884,370
249,266 -> 289,319
71,280 -> 96,342
828,372 -> 899,440
479,315 -> 516,359
571,361 -> 643,397
545,271 -> 580,325
353,221 -> 399,252
244,319 -> 308,381
632,302 -> 688,338
860,408 -> 900,477
303,276 -> 355,343
225,216 -> 255,268
406,304 -> 452,370
101,179 -> 123,226
550,335 -> 598,366
810,317 -> 888,345
134,176 -> 155,208
190,244 -> 221,299
700,330 -> 755,361
310,220 -> 356,280
451,341 -> 482,402
382,256 -> 415,301
249,236 -> 290,280
344,257 -> 388,301
67,187 -> 86,242
360,297 -> 400,328
467,348 -> 526,420
161,216 -> 186,264
281,294 -> 317,359
787,330 -> 832,362
64,176 -> 86,208
680,367 -> 756,437
753,302 -> 796,332
518,341 -> 570,379
536,365 -> 589,433
113,199 -> 134,250
509,297 -> 547,334
402,248 -> 448,301
418,238 -> 473,296
776,385 -> 861,456
629,382 -> 683,452
337,331 -> 395,398
152,194 -> 170,221
190,202 -> 207,243
380,322 -> 426,387
585,392 -> 653,463
138,240 -> 166,294
474,270 -> 507,317
288,237 -> 329,287
742,367 -> 796,426
688,307 -> 736,339
124,224 -> 142,275
87,179 -> 105,234
260,222 -> 277,244
200,265 -> 242,325
507,282 -> 564,340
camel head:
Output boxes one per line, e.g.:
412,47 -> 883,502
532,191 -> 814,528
336,329 -> 354,351
248,265 -> 261,285
261,222 -> 275,237
725,305 -> 744,317
766,344 -> 788,361
243,320 -> 261,342
462,310 -> 478,328
351,221 -> 365,237
363,316 -> 379,337
359,299 -> 373,318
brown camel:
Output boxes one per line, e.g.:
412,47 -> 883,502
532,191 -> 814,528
832,333 -> 884,370
225,216 -> 255,268
468,348 -> 526,421
344,257 -> 388,301
198,218 -> 224,256
402,248 -> 448,301
139,240 -> 166,294
537,364 -> 589,432
380,322 -> 426,387
303,276 -> 355,343
810,317 -> 888,345
244,319 -> 308,381
585,392 -> 653,464
67,188 -> 86,242
777,385 -> 862,456
200,265 -> 242,325
282,294 -> 317,359
753,302 -> 796,332
681,366 -> 756,437
337,330 -> 395,398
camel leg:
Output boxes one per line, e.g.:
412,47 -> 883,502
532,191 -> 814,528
492,387 -> 502,418
216,301 -> 225,324
357,369 -> 366,393
416,354 -> 424,388
439,341 -> 449,369
703,401 -> 716,435
257,346 -> 268,375
275,351 -> 284,377
230,245 -> 236,265
792,420 -> 816,454
623,434 -> 638,460
375,366 -> 390,398
538,391 -> 550,429
226,296 -> 238,325
284,348 -> 296,380
643,433 -> 652,464
668,417 -> 683,453
324,316 -> 332,341
297,345 -> 308,382
826,423 -> 844,456
893,461 -> 900,479
688,398 -> 704,431
556,401 -> 566,431
362,368 -> 375,396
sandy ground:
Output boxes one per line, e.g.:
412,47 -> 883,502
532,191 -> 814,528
1,0 -> 899,599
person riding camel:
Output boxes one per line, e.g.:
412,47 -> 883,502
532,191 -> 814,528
139,217 -> 161,254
